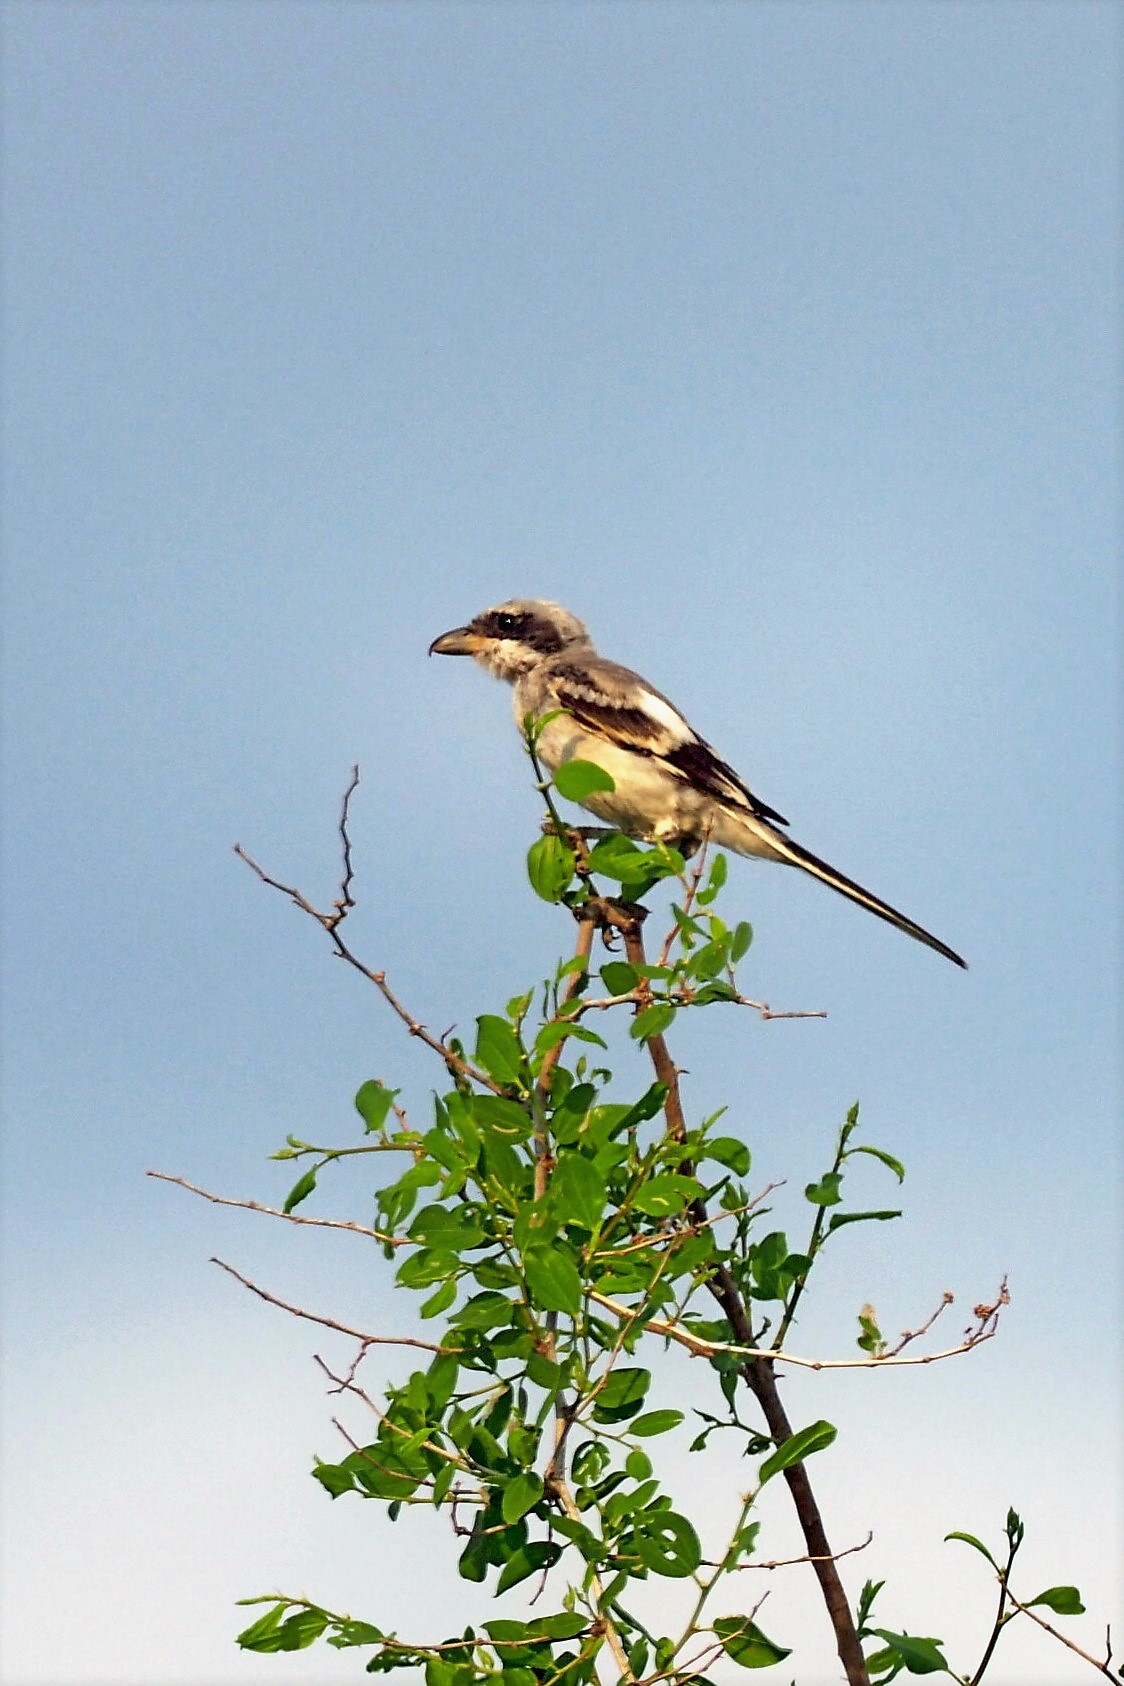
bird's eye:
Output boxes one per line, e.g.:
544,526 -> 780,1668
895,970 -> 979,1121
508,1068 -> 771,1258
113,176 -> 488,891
496,613 -> 518,634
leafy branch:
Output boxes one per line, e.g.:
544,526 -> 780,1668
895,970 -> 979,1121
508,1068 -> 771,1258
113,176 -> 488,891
151,748 -> 1116,1686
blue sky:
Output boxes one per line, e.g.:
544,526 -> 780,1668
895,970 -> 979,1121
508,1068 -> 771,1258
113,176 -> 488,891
1,4 -> 1119,1683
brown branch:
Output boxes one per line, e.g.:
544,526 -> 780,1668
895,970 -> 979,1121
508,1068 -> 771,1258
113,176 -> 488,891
147,1170 -> 409,1245
549,1471 -> 635,1682
211,1256 -> 461,1352
234,819 -> 509,1099
1002,1593 -> 1120,1680
656,830 -> 711,968
572,988 -> 826,1022
727,1531 -> 874,1571
328,764 -> 361,930
610,902 -> 872,1686
586,1286 -> 1002,1370
884,1289 -> 954,1355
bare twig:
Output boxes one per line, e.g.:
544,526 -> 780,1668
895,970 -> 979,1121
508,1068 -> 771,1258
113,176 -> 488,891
885,1289 -> 955,1356
1002,1594 -> 1120,1680
731,1532 -> 874,1571
571,988 -> 826,1022
234,803 -> 510,1100
211,1256 -> 460,1352
586,1285 -> 1004,1370
656,830 -> 712,968
327,765 -> 361,930
148,1170 -> 408,1245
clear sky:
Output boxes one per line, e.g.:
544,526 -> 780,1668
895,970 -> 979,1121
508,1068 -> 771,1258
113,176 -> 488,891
1,4 -> 1119,1683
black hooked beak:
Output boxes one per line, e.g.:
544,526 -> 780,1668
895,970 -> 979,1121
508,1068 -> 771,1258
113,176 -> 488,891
428,626 -> 483,657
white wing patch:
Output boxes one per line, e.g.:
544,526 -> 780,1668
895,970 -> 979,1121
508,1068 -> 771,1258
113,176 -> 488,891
636,687 -> 694,746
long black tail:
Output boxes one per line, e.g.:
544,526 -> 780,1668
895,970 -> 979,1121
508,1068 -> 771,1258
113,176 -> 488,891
768,830 -> 967,968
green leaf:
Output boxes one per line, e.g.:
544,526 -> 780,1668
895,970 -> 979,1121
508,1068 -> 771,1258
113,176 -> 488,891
866,1630 -> 949,1674
236,1602 -> 291,1651
702,1136 -> 751,1176
688,941 -> 727,980
523,1246 -> 583,1315
451,1289 -> 518,1331
312,1458 -> 356,1498
712,1616 -> 792,1669
495,1540 -> 562,1594
857,1308 -> 885,1355
629,1002 -> 676,1042
409,1202 -> 486,1247
502,1471 -> 545,1525
591,1367 -> 650,1422
758,1420 -> 837,1484
527,834 -> 576,903
600,961 -> 639,995
856,1578 -> 886,1630
549,1155 -> 607,1231
283,1167 -> 318,1213
420,1278 -> 457,1319
626,1511 -> 701,1578
471,1094 -> 535,1140
327,1620 -> 385,1649
458,1527 -> 491,1582
584,834 -> 643,876
396,1248 -> 458,1289
426,1352 -> 460,1412
610,1082 -> 670,1133
535,1018 -> 607,1054
629,1409 -> 684,1437
553,759 -> 616,802
631,1173 -> 701,1216
529,1613 -> 589,1640
355,1080 -> 400,1133
238,1603 -> 330,1653
474,1016 -> 525,1086
625,1447 -> 653,1480
730,921 -> 753,962
827,1209 -> 902,1232
943,1531 -> 998,1568
804,1172 -> 843,1206
850,1144 -> 906,1182
1026,1586 -> 1085,1615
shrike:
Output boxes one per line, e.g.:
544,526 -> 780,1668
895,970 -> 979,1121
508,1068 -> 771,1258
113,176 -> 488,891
430,599 -> 965,968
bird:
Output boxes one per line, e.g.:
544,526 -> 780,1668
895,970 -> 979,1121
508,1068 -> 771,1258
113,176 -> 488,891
429,599 -> 966,968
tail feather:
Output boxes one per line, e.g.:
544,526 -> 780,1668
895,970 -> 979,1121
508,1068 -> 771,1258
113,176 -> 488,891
762,829 -> 967,969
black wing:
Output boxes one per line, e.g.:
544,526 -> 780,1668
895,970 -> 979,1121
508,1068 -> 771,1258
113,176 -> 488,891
550,659 -> 789,829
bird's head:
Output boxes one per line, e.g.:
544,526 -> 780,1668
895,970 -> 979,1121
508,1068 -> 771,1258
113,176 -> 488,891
428,599 -> 592,681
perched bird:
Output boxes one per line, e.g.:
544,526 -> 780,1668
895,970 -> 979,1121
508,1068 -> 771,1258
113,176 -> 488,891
429,599 -> 965,968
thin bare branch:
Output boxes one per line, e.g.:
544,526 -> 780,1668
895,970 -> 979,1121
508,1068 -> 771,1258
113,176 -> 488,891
656,832 -> 711,967
148,1170 -> 407,1245
885,1289 -> 955,1356
233,828 -> 509,1099
326,764 -> 361,931
572,988 -> 826,1022
1003,1593 -> 1120,1680
587,1285 -> 1004,1370
730,1532 -> 874,1571
211,1256 -> 461,1352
